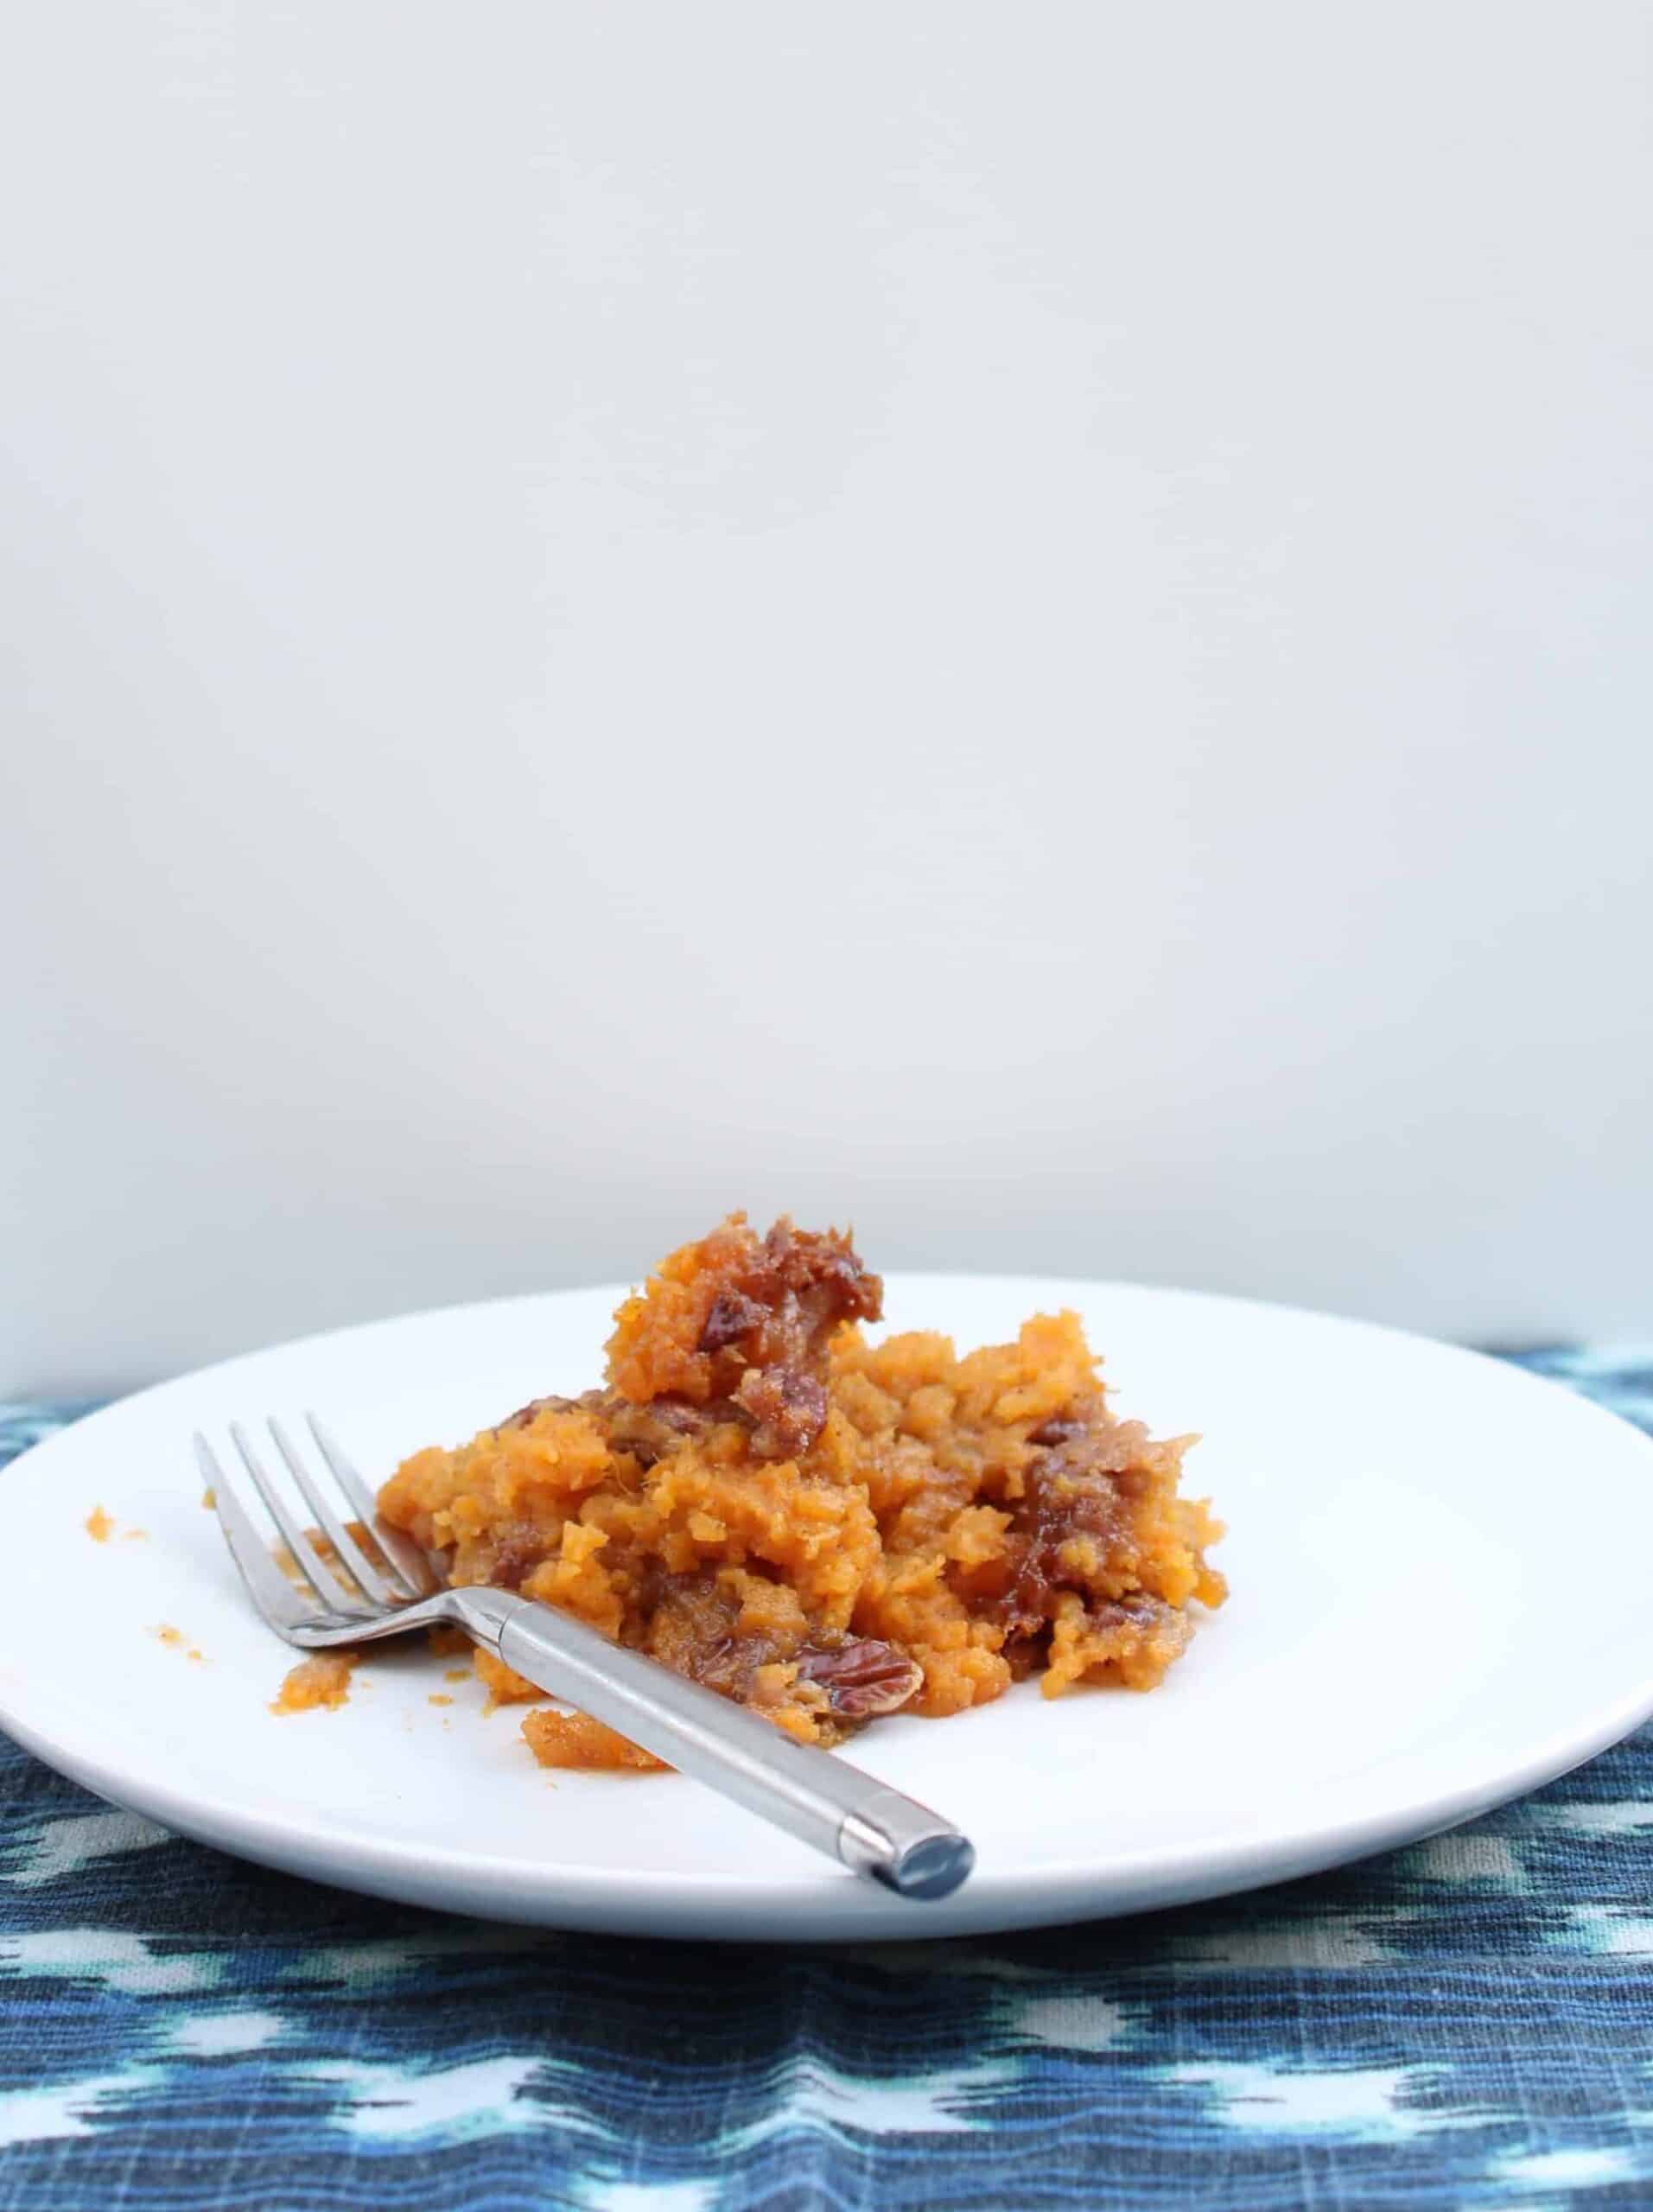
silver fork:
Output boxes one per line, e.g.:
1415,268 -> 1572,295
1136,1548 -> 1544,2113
199,1414 -> 975,1902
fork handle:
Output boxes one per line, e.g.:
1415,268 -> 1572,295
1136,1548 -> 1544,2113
449,1587 -> 974,1901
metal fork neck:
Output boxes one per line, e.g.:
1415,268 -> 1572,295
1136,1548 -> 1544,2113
444,1585 -> 528,1653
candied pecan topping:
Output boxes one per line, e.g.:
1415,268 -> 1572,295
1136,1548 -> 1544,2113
706,1220 -> 881,1382
639,1574 -> 922,1722
1026,1395 -> 1116,1452
606,1213 -> 881,1408
1027,1413 -> 1086,1447
513,1369 -> 832,1468
793,1638 -> 923,1718
644,1575 -> 794,1702
1090,1592 -> 1177,1634
501,1392 -> 581,1429
488,1522 -> 551,1591
601,1393 -> 721,1468
734,1365 -> 830,1460
502,1388 -> 724,1471
676,1629 -> 799,1702
1000,1456 -> 1128,1637
699,1290 -> 768,1353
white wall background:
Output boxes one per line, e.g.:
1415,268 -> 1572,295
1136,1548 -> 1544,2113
4,3 -> 1650,1393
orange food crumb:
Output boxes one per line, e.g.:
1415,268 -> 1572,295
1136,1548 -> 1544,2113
474,1646 -> 538,1712
522,1710 -> 669,1771
152,1625 -> 204,1662
270,1650 -> 359,1713
200,1488 -> 216,1510
427,1694 -> 454,1707
443,1666 -> 471,1683
123,1529 -> 149,1542
86,1507 -> 113,1543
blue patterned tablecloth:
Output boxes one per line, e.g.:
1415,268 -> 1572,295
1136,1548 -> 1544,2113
2,1351 -> 1650,2211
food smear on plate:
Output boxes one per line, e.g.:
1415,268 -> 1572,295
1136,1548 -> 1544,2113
270,1649 -> 358,1713
378,1214 -> 1226,1770
86,1505 -> 148,1543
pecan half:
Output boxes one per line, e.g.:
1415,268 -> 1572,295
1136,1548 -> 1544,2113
793,1638 -> 922,1719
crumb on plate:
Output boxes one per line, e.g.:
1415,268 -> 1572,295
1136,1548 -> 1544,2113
270,1651 -> 359,1713
521,1710 -> 669,1771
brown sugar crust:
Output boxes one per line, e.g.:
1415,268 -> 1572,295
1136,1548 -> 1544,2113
377,1214 -> 1224,1770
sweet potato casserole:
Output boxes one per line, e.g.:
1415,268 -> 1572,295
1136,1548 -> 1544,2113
378,1216 -> 1225,1770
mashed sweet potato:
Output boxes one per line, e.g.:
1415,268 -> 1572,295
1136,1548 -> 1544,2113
378,1215 -> 1224,1770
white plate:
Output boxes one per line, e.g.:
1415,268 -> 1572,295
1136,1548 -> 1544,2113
3,1277 -> 1650,1941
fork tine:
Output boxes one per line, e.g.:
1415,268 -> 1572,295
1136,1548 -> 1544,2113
228,1421 -> 375,1620
199,1433 -> 315,1632
268,1418 -> 399,1609
304,1412 -> 438,1598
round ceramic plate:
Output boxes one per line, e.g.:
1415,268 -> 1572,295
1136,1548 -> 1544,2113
2,1277 -> 1650,1941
